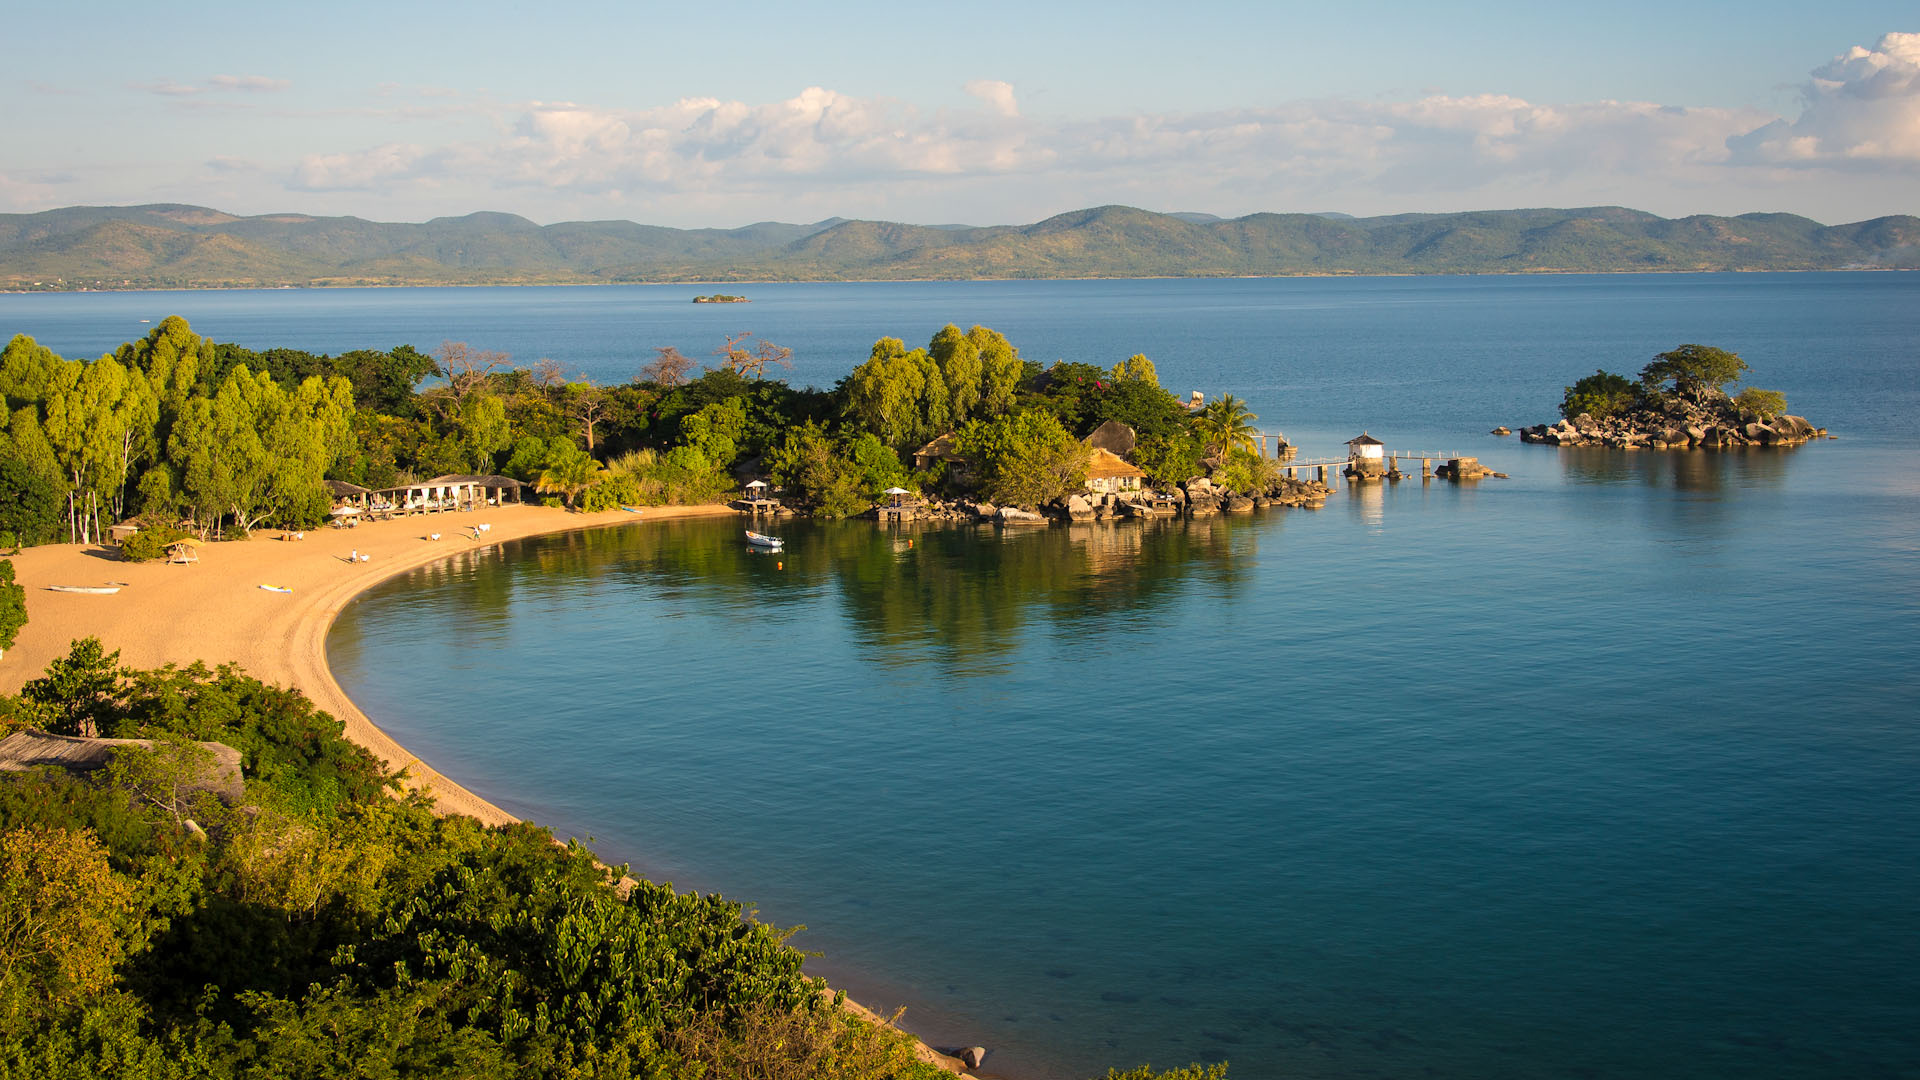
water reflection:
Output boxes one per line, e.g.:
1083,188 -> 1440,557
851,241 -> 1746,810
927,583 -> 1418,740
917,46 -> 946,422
371,516 -> 1256,678
1558,445 -> 1800,491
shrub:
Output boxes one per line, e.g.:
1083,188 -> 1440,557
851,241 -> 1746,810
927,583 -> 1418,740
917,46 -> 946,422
0,559 -> 25,654
118,523 -> 192,563
1733,387 -> 1788,420
1560,370 -> 1639,420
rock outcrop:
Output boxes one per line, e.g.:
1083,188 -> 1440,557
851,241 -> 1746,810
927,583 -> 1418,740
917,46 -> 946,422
1519,392 -> 1825,450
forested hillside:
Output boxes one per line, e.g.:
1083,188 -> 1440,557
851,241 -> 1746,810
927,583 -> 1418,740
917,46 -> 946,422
4,203 -> 1915,289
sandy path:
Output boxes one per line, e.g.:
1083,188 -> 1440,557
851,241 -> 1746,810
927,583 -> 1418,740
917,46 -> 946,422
0,503 -> 735,822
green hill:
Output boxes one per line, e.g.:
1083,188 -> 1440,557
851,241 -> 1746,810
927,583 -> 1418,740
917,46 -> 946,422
3,203 -> 1915,289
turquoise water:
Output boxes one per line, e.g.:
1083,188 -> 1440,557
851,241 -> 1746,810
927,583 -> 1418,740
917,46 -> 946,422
12,276 -> 1919,1078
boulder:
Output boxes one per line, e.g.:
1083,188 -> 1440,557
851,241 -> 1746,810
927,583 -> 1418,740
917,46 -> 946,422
1744,422 -> 1769,441
1226,496 -> 1255,512
961,1047 -> 988,1070
1065,495 -> 1095,521
1491,426 -> 1512,436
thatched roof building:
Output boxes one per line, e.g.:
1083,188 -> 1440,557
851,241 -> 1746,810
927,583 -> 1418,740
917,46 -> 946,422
1085,448 -> 1148,494
0,730 -> 244,803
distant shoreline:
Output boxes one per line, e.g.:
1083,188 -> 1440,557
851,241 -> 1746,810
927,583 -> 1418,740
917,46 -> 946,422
5,266 -> 1913,295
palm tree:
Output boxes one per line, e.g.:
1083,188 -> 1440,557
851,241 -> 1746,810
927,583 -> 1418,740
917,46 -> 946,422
1192,394 -> 1259,457
534,451 -> 603,510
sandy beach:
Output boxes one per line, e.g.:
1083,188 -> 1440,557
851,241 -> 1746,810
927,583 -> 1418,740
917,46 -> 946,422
0,503 -> 736,823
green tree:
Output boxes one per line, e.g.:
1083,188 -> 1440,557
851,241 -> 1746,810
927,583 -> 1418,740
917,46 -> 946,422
928,324 -> 983,425
170,368 -> 353,532
533,444 -> 603,509
0,826 -> 139,1001
954,410 -> 1090,507
1560,369 -> 1639,420
0,335 -> 63,409
1191,394 -> 1258,457
842,338 -> 949,450
1639,344 -> 1749,400
1111,353 -> 1159,386
1733,387 -> 1789,420
458,392 -> 513,472
0,452 -> 62,548
0,560 -> 26,655
19,638 -> 123,738
1134,432 -> 1204,487
679,397 -> 748,467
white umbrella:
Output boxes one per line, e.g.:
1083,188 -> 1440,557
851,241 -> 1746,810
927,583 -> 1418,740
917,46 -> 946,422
330,505 -> 362,517
883,487 -> 911,495
746,480 -> 768,489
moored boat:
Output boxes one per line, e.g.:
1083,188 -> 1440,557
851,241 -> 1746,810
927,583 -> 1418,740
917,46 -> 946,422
46,585 -> 121,595
745,530 -> 784,548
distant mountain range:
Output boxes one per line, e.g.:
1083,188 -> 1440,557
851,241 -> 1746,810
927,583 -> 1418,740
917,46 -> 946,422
3,203 -> 1915,289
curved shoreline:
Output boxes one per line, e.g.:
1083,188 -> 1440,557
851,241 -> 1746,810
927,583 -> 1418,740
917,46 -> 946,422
0,507 -> 974,1073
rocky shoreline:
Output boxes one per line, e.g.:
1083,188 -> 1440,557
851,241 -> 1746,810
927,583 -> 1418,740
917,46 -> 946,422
1518,412 -> 1826,449
741,475 -> 1338,524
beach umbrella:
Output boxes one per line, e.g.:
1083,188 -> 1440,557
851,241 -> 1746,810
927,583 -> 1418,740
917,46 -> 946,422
330,505 -> 362,517
883,487 -> 911,494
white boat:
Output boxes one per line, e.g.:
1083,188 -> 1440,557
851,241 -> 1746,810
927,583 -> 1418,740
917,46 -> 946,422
745,530 -> 784,549
259,584 -> 292,594
46,585 -> 121,595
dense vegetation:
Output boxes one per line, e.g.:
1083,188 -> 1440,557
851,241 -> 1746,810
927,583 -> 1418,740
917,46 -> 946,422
1559,344 -> 1786,422
0,642 -> 1222,1079
4,203 -> 1916,290
2,315 -> 1232,544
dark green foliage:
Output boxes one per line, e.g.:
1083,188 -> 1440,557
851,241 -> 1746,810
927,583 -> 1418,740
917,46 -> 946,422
0,648 -> 949,1080
0,453 -> 62,547
1561,369 -> 1640,420
0,560 -> 24,653
18,637 -> 123,737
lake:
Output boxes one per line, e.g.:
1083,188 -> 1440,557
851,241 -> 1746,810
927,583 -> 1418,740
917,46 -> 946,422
8,275 -> 1919,1079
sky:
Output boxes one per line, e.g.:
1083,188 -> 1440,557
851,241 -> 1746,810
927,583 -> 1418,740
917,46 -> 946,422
5,1 -> 1917,228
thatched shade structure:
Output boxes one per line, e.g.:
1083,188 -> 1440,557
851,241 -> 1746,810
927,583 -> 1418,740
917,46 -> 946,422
0,730 -> 244,803
325,479 -> 372,498
1085,448 -> 1147,494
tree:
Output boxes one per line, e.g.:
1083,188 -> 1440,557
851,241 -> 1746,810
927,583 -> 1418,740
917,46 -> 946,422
562,382 -> 610,452
842,337 -> 949,450
928,324 -> 983,425
1111,353 -> 1159,386
954,410 -> 1090,507
1733,387 -> 1789,420
457,392 -> 513,472
0,826 -> 138,1001
1191,394 -> 1258,457
105,735 -> 221,829
19,637 -> 123,738
1639,344 -> 1749,401
170,367 -> 353,533
0,451 -> 62,548
679,398 -> 748,467
641,346 -> 697,387
0,559 -> 26,654
714,334 -> 793,380
534,444 -> 603,509
1561,369 -> 1639,420
436,341 -> 510,405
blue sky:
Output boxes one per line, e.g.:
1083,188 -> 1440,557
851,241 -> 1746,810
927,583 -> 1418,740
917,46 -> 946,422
6,1 -> 1916,226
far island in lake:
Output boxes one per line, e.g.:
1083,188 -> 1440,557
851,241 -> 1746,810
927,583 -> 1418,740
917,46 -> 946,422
691,293 -> 748,303
1519,344 -> 1826,449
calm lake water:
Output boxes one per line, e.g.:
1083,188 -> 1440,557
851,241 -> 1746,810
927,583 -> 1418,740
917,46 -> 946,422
9,276 -> 1919,1079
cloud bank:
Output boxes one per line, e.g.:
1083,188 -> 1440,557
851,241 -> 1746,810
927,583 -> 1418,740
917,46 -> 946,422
1728,32 -> 1920,168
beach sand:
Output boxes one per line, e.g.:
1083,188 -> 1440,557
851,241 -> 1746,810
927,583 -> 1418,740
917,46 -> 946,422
1,503 -> 740,821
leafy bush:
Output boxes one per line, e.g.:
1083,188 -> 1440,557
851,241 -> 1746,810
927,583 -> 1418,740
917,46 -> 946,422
1560,369 -> 1639,420
1213,447 -> 1279,494
1639,344 -> 1748,399
0,559 -> 25,653
955,410 -> 1090,507
1733,387 -> 1788,420
117,523 -> 192,563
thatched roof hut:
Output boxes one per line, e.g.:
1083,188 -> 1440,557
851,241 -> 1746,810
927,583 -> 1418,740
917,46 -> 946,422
326,479 -> 372,498
1085,448 -> 1148,493
0,730 -> 244,803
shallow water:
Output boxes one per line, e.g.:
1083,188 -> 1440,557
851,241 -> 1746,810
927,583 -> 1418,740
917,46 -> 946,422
13,275 -> 1916,1078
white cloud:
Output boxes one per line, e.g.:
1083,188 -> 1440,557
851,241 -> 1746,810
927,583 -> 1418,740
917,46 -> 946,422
291,144 -> 429,190
964,80 -> 1020,118
1729,32 -> 1920,167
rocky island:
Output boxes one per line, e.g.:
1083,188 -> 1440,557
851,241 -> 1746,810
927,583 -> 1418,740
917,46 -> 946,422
1519,344 -> 1826,449
692,293 -> 748,303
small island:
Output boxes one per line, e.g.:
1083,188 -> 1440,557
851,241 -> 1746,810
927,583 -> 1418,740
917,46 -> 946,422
1519,344 -> 1825,449
691,293 -> 748,304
